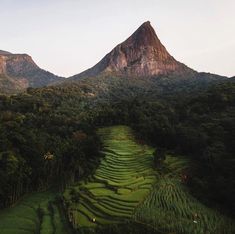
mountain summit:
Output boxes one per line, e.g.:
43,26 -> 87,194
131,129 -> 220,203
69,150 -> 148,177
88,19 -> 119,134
71,21 -> 192,79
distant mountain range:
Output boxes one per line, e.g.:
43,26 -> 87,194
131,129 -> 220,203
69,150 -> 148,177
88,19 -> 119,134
0,50 -> 64,94
0,21 -> 232,94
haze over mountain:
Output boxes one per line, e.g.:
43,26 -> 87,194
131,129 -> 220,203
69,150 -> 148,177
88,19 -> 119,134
70,21 -> 195,80
0,50 -> 64,94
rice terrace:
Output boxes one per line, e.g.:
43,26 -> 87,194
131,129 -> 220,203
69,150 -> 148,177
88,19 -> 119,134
0,126 -> 235,234
63,126 -> 235,234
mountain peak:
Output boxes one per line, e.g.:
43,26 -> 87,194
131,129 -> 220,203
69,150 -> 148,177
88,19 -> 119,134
71,21 -> 192,79
137,21 -> 153,33
133,21 -> 155,35
143,20 -> 151,25
124,21 -> 160,48
134,21 -> 152,32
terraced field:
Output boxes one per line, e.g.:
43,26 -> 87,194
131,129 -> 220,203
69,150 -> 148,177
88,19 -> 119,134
134,157 -> 235,234
1,126 -> 235,234
63,125 -> 156,229
64,126 -> 235,234
0,191 -> 68,234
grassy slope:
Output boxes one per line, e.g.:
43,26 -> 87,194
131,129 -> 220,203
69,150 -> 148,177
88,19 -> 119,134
63,126 -> 156,230
0,191 -> 69,234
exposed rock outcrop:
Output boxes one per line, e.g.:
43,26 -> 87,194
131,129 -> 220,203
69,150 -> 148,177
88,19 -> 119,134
70,21 -> 193,80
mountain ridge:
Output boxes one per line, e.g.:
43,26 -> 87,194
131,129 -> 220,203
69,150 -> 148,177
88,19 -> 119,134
0,51 -> 64,94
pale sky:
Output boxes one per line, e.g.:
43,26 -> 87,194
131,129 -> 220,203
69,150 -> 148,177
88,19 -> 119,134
0,0 -> 234,77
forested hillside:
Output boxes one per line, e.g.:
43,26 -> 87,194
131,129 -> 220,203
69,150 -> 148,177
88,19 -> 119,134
89,81 -> 235,217
0,86 -> 101,208
0,78 -> 235,233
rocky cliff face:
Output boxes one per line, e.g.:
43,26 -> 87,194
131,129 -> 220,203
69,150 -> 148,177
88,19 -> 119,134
0,53 -> 38,75
71,21 -> 193,80
0,51 -> 64,93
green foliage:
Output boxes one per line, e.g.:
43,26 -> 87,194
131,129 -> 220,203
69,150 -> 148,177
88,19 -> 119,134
0,86 -> 101,208
89,81 -> 235,216
0,72 -> 235,233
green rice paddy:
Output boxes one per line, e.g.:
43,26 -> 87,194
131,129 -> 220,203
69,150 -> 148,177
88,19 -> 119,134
64,125 -> 235,234
133,156 -> 235,234
1,125 -> 235,234
63,126 -> 156,229
134,176 -> 235,234
0,191 -> 68,234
